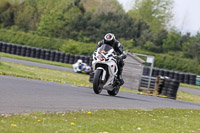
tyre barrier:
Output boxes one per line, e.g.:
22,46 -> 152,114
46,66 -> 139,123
63,54 -> 70,63
69,54 -> 75,64
16,45 -> 22,56
59,53 -> 65,63
44,50 -> 50,60
39,49 -> 45,60
178,73 -> 184,83
54,51 -> 61,62
11,44 -> 17,55
30,48 -> 36,58
6,43 -> 12,54
49,50 -> 56,61
142,66 -> 197,86
20,46 -> 26,56
0,41 -> 91,66
155,76 -> 180,99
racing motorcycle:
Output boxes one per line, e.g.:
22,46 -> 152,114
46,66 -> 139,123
92,44 -> 125,96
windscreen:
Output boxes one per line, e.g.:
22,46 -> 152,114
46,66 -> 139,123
99,44 -> 113,54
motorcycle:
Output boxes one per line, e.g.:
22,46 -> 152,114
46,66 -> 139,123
92,44 -> 123,96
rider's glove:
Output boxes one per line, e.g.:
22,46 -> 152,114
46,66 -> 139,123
117,54 -> 127,60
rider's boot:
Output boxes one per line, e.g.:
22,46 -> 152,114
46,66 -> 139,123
118,66 -> 124,86
119,75 -> 124,86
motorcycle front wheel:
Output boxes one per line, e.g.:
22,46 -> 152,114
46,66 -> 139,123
107,86 -> 120,96
93,69 -> 103,94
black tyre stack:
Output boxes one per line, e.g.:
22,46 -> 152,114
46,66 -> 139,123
160,77 -> 180,99
0,42 -> 2,52
49,50 -> 55,61
54,51 -> 61,62
184,73 -> 190,84
16,45 -> 22,56
39,49 -> 45,59
25,47 -> 31,57
6,43 -> 12,54
161,78 -> 170,96
30,48 -> 36,58
169,71 -> 175,79
35,48 -> 41,58
152,68 -> 159,77
167,79 -> 180,99
158,69 -> 164,76
63,54 -> 70,63
74,55 -> 79,64
69,54 -> 75,64
189,74 -> 196,85
20,46 -> 26,56
44,50 -> 50,60
174,72 -> 179,81
11,44 -> 17,55
1,42 -> 6,52
157,76 -> 165,94
59,53 -> 65,63
142,67 -> 150,76
178,73 -> 184,83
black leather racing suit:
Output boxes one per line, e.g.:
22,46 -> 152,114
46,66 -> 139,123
97,39 -> 126,85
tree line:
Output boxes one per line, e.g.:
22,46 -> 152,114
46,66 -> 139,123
0,0 -> 200,74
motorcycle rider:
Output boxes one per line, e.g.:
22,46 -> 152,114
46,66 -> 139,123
73,59 -> 85,72
96,33 -> 127,86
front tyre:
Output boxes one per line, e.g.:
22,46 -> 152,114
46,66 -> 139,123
93,69 -> 103,94
107,86 -> 120,96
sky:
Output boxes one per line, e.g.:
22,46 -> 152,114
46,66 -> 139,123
117,0 -> 200,35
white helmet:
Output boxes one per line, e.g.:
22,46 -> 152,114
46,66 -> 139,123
77,59 -> 83,64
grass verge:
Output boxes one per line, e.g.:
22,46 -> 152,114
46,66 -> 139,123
177,91 -> 200,104
180,83 -> 200,90
0,109 -> 200,133
0,61 -> 90,87
0,52 -> 73,68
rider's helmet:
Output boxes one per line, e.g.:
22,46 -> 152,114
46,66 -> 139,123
77,59 -> 83,65
104,33 -> 116,47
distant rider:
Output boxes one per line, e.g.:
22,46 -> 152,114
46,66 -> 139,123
96,33 -> 127,85
73,59 -> 86,72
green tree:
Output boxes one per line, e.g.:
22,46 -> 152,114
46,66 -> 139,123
128,0 -> 173,33
36,0 -> 73,37
163,29 -> 181,52
0,0 -> 19,27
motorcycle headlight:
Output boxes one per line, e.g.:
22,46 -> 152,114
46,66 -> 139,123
97,54 -> 105,61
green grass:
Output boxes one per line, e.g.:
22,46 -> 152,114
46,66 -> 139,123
0,109 -> 200,133
0,52 -> 73,68
0,61 -> 90,87
177,91 -> 200,104
181,83 -> 200,90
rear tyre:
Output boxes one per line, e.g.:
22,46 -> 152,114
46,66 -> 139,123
93,69 -> 103,94
107,86 -> 120,96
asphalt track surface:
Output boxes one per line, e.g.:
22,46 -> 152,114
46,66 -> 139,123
0,75 -> 200,114
1,57 -> 200,95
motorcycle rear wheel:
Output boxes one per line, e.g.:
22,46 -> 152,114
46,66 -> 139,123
93,69 -> 103,94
